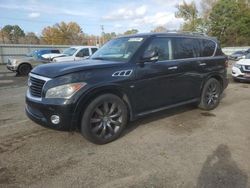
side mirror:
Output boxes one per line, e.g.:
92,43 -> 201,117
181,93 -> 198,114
141,49 -> 159,63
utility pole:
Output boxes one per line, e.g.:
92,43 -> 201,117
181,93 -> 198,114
100,25 -> 104,45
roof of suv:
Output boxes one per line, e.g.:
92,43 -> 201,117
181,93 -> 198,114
119,32 -> 217,41
70,46 -> 98,49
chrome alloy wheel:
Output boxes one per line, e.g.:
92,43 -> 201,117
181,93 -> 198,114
90,101 -> 122,139
206,81 -> 220,106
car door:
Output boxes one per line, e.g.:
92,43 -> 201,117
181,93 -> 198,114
133,37 -> 202,114
132,37 -> 181,113
170,37 -> 203,100
196,39 -> 221,75
74,48 -> 90,60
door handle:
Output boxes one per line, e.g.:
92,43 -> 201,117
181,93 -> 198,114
168,66 -> 178,70
199,63 -> 207,66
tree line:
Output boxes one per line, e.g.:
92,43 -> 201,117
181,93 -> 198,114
0,0 -> 249,46
176,0 -> 250,46
0,22 -> 167,46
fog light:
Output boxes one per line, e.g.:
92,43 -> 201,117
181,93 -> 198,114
51,115 -> 60,124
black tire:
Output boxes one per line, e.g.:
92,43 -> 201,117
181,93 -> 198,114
81,94 -> 128,144
198,78 -> 222,110
18,64 -> 31,76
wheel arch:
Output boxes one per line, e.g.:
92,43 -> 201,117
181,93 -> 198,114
73,85 -> 134,130
201,73 -> 224,94
17,62 -> 32,72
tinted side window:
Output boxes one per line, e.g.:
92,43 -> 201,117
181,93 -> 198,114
77,48 -> 89,57
91,48 -> 98,54
39,50 -> 48,55
215,47 -> 223,56
172,38 -> 201,59
144,37 -> 172,61
201,39 -> 216,57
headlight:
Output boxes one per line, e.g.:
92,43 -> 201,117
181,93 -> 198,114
45,82 -> 86,99
11,60 -> 16,65
233,63 -> 242,69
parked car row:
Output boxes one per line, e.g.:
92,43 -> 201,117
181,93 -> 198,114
42,46 -> 98,62
7,46 -> 98,75
228,48 -> 250,60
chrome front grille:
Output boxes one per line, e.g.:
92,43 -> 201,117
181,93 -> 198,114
243,65 -> 250,72
28,73 -> 51,99
29,76 -> 45,97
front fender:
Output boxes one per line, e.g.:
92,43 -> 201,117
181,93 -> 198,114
71,83 -> 135,130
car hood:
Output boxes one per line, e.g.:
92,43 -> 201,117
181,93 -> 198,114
54,56 -> 76,62
31,59 -> 125,78
236,59 -> 250,65
42,53 -> 66,59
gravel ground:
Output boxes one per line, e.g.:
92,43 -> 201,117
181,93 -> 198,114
0,64 -> 249,188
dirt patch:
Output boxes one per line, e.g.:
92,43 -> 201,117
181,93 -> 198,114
0,129 -> 49,154
201,112 -> 216,117
241,84 -> 249,88
0,167 -> 15,185
0,118 -> 12,125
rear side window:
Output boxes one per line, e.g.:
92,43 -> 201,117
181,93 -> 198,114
172,38 -> 200,59
144,37 -> 173,61
77,48 -> 90,57
91,48 -> 98,54
39,50 -> 49,55
51,50 -> 60,53
201,39 -> 216,57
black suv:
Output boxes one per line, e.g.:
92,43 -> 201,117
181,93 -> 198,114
26,33 -> 228,144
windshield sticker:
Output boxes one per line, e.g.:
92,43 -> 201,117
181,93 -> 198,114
128,38 -> 143,42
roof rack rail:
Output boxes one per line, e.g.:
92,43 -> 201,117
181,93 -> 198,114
166,31 -> 207,36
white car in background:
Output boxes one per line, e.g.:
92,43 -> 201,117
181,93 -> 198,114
42,46 -> 98,62
232,53 -> 250,82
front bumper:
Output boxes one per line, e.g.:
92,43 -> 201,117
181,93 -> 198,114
7,64 -> 18,72
25,95 -> 77,131
232,66 -> 250,81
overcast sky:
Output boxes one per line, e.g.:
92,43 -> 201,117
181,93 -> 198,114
0,0 -> 199,35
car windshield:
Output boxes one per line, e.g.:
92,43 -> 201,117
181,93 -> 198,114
63,48 -> 77,56
91,37 -> 145,62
